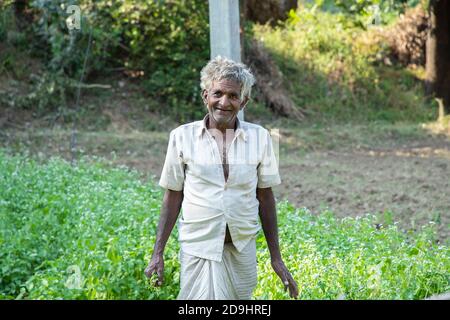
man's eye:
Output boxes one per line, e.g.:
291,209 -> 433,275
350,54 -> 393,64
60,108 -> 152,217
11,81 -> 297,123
213,92 -> 222,97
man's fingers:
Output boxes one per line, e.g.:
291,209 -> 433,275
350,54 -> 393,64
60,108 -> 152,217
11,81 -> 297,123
282,273 -> 298,298
144,265 -> 163,287
281,272 -> 290,293
289,284 -> 298,299
144,265 -> 155,278
156,266 -> 164,286
274,262 -> 298,298
287,277 -> 299,299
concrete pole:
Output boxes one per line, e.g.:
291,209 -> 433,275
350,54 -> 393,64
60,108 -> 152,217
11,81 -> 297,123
208,0 -> 244,120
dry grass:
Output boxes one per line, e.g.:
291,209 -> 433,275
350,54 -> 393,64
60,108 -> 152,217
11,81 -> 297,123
244,38 -> 306,120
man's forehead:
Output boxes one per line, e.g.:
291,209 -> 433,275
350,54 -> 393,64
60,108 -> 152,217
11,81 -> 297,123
210,79 -> 241,92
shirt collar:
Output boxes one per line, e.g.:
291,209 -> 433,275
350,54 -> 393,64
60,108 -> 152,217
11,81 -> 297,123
196,113 -> 247,142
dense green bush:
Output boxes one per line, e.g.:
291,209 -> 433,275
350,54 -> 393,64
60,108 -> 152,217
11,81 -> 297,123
314,0 -> 422,27
0,151 -> 448,299
1,0 -> 435,123
253,5 -> 435,122
0,2 -> 13,42
1,0 -> 209,120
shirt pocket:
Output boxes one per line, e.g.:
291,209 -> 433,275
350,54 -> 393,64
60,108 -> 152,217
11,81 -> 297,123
235,164 -> 257,185
187,161 -> 219,183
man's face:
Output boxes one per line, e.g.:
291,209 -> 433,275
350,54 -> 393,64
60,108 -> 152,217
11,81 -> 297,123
202,79 -> 248,129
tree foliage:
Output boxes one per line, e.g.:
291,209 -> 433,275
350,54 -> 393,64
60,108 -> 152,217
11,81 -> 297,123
313,0 -> 423,27
2,0 -> 210,121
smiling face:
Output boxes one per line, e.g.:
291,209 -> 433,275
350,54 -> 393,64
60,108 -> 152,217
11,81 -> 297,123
202,79 -> 248,130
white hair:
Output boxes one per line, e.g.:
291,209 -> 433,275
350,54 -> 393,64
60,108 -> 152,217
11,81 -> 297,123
200,56 -> 255,100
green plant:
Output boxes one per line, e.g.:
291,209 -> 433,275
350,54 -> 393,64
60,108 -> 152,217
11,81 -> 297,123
251,6 -> 435,123
0,151 -> 448,300
0,71 -> 76,114
0,151 -> 179,299
312,0 -> 423,27
3,0 -> 210,120
255,203 -> 449,299
0,4 -> 14,42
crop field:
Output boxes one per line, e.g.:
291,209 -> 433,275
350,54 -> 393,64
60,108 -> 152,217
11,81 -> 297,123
1,151 -> 448,300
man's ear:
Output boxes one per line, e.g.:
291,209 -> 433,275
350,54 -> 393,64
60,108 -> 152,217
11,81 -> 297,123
202,89 -> 208,105
240,96 -> 249,110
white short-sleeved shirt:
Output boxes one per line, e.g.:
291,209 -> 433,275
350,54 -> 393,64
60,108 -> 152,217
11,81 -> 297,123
159,114 -> 281,262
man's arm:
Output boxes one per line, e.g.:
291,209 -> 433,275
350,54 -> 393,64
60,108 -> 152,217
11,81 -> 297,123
257,187 -> 298,299
144,189 -> 183,286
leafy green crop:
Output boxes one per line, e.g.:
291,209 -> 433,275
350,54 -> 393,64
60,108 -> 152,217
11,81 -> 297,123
255,203 -> 449,299
0,151 -> 179,299
0,151 -> 448,299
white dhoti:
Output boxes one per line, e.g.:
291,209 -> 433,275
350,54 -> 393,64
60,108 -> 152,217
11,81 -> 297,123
177,239 -> 258,300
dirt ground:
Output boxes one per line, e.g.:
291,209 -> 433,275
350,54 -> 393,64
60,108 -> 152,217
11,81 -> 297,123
278,148 -> 450,243
1,100 -> 449,244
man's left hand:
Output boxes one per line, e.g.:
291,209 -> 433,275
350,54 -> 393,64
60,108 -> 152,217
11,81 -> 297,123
271,259 -> 299,299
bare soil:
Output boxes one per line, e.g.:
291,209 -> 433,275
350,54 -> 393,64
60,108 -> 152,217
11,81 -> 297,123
277,147 -> 450,243
1,88 -> 449,243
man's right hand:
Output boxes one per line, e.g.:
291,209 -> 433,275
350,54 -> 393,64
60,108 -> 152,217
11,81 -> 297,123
144,189 -> 183,287
144,254 -> 164,287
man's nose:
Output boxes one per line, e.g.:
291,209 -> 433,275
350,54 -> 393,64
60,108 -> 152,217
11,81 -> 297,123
219,95 -> 231,107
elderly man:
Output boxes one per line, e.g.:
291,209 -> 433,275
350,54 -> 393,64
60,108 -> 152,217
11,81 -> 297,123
145,56 -> 298,300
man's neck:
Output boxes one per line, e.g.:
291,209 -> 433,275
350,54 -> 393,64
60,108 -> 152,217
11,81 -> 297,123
206,116 -> 237,135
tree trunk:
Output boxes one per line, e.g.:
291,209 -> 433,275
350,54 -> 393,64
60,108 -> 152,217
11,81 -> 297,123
13,0 -> 32,31
245,0 -> 298,25
425,0 -> 450,114
240,0 -> 246,61
13,0 -> 28,15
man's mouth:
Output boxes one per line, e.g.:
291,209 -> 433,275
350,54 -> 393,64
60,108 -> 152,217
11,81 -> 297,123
215,107 -> 232,112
